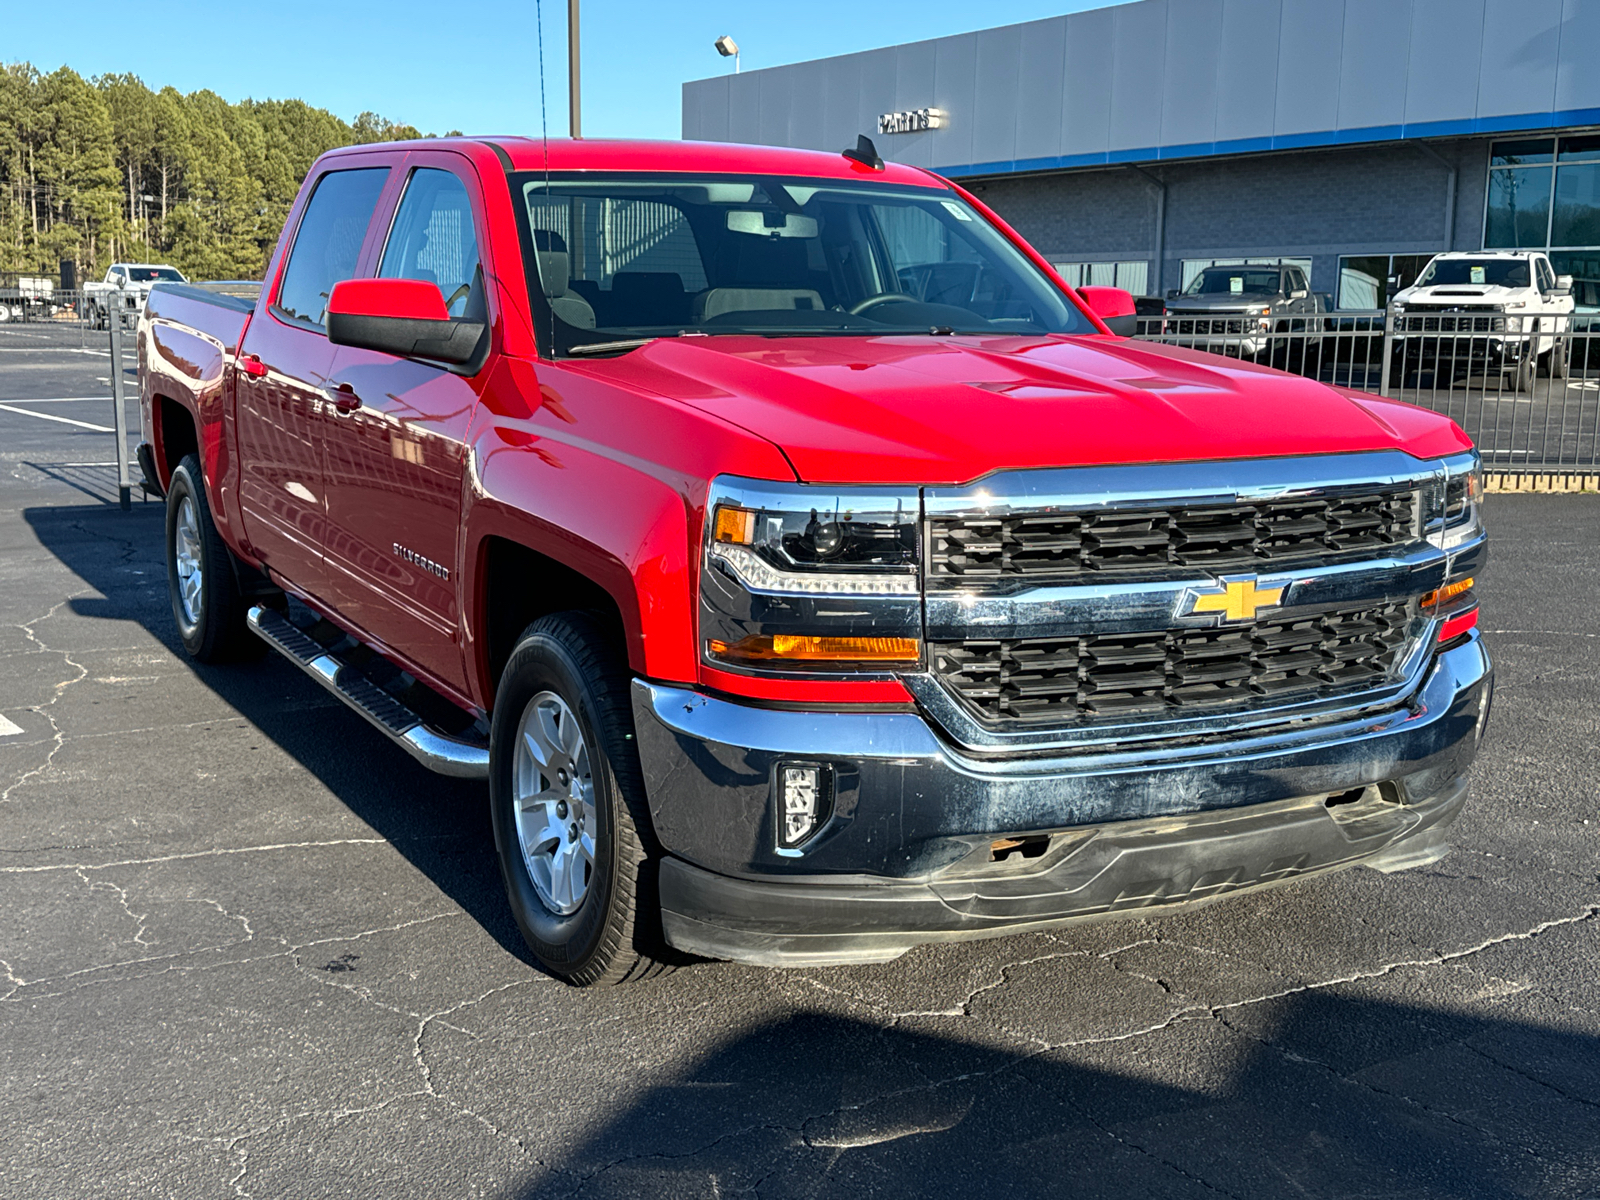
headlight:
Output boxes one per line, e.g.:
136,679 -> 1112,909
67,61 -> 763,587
708,482 -> 917,596
701,477 -> 921,673
1426,451 -> 1483,551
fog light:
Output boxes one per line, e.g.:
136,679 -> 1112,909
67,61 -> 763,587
777,763 -> 833,850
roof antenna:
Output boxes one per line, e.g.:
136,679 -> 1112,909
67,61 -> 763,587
843,134 -> 884,171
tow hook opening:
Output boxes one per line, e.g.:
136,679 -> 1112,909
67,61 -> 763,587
1324,787 -> 1368,809
991,835 -> 1050,863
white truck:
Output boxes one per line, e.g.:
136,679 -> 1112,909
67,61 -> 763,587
1389,250 -> 1575,391
82,263 -> 187,329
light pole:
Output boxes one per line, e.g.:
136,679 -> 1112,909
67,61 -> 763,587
568,0 -> 581,137
714,35 -> 739,74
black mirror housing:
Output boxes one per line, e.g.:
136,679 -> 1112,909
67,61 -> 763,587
327,313 -> 485,365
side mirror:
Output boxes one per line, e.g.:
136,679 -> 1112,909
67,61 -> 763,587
1077,285 -> 1138,336
326,279 -> 484,365
1290,288 -> 1308,300
1551,274 -> 1574,297
1166,288 -> 1179,299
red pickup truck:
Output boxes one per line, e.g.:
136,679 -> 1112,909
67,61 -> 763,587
138,136 -> 1490,986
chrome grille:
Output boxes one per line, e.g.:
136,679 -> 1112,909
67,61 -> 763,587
931,601 -> 1416,726
928,490 -> 1417,585
1168,315 -> 1252,335
1397,311 -> 1506,333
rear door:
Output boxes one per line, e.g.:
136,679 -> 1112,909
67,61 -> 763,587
320,153 -> 491,696
236,165 -> 390,604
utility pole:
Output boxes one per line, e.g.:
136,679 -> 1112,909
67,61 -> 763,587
568,0 -> 581,138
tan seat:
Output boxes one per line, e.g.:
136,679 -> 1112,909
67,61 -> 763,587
537,250 -> 596,330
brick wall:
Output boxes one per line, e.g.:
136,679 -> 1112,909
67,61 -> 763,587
967,138 -> 1492,298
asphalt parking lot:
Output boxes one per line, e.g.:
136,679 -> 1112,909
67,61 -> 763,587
2,320 -> 1598,1199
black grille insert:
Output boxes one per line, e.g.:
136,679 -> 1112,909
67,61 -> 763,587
929,490 -> 1416,585
931,601 -> 1416,726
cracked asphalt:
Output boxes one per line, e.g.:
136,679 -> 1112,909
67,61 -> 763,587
2,321 -> 1599,1198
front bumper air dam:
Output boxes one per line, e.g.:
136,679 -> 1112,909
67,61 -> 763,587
634,635 -> 1490,967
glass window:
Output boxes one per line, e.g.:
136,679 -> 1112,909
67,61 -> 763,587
276,168 -> 389,327
1178,258 -> 1311,293
379,169 -> 484,318
516,174 -> 1090,354
1491,138 -> 1555,166
1052,261 -> 1149,294
1550,251 -> 1600,312
1337,256 -> 1387,309
1558,135 -> 1600,162
1552,161 -> 1600,248
1485,166 -> 1554,248
1182,267 -> 1284,296
1536,258 -> 1555,293
1416,256 -> 1531,287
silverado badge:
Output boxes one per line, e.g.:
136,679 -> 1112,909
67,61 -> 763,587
1186,577 -> 1285,622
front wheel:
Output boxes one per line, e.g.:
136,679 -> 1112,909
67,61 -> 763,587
489,613 -> 673,986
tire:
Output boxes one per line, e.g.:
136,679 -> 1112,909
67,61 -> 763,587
1553,342 -> 1570,380
165,454 -> 257,662
489,613 -> 673,986
1511,358 -> 1534,393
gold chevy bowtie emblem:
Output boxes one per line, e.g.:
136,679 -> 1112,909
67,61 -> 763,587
1189,578 -> 1285,622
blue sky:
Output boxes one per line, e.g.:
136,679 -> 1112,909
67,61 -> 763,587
6,1 -> 1108,140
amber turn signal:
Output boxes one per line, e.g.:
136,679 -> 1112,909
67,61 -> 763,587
709,634 -> 921,664
713,505 -> 756,545
1421,576 -> 1474,608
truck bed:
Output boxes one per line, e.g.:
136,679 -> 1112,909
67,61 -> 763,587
139,282 -> 256,490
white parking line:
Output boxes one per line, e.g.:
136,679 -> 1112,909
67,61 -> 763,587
0,715 -> 23,738
0,401 -> 116,412
0,403 -> 114,432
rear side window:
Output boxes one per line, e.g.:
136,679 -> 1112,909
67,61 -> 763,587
379,169 -> 484,318
276,168 -> 389,327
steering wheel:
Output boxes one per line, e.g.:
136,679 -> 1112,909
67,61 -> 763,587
848,292 -> 915,316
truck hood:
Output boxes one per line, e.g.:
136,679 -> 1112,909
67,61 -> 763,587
1165,293 -> 1279,311
1395,284 -> 1520,306
590,333 -> 1469,485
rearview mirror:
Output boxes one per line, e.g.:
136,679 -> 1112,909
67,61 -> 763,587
1551,274 -> 1573,297
1290,288 -> 1307,299
726,210 -> 818,239
1077,285 -> 1138,336
326,279 -> 484,365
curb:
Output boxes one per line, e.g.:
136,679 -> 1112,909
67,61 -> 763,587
1486,471 -> 1599,493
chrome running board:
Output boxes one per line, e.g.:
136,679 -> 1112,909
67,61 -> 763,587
247,605 -> 490,780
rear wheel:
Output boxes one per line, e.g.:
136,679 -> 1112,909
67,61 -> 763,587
165,454 -> 257,662
489,613 -> 673,986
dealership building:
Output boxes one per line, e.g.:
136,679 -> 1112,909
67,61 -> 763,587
682,0 -> 1600,312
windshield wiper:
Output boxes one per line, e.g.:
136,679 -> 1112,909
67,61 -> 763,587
565,337 -> 659,357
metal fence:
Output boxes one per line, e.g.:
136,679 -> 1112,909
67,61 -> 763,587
1135,311 -> 1600,473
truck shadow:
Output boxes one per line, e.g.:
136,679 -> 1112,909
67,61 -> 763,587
22,502 -> 534,967
510,995 -> 1600,1198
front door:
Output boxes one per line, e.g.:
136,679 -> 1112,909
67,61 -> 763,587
236,165 -> 390,605
321,158 -> 489,696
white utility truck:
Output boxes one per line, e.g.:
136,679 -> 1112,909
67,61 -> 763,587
83,263 -> 187,329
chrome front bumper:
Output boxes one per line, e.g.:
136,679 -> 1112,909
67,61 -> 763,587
632,633 -> 1492,966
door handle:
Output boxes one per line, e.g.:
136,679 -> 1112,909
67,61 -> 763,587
325,382 -> 361,413
238,353 -> 268,378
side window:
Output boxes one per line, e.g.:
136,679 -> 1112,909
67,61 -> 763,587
379,168 -> 483,319
1537,258 -> 1555,293
1289,269 -> 1307,293
276,168 -> 389,327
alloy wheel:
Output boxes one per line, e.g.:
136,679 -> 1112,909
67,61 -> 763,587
174,495 -> 203,631
512,691 -> 597,916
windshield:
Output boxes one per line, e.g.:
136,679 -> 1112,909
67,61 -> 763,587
1416,258 -> 1531,288
1183,268 -> 1282,296
511,174 -> 1090,354
123,267 -> 184,283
